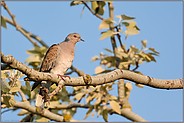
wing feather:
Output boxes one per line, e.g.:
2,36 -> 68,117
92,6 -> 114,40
31,44 -> 60,91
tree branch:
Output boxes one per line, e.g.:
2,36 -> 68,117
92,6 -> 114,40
81,1 -> 104,20
50,103 -> 146,122
1,1 -> 38,47
1,98 -> 66,122
1,52 -> 183,89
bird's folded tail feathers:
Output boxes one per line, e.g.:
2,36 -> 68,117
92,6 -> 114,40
31,81 -> 42,91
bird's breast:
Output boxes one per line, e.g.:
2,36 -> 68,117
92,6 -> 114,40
51,53 -> 74,75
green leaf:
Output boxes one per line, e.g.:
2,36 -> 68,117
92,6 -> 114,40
130,45 -> 139,53
146,53 -> 156,62
3,94 -> 16,107
1,16 -> 7,28
141,40 -> 147,47
104,48 -> 113,53
138,53 -> 151,62
1,79 -> 10,92
99,30 -> 114,40
99,18 -> 113,30
149,48 -> 159,54
26,81 -> 31,91
121,14 -> 135,20
102,109 -> 108,122
91,1 -> 98,10
21,86 -> 31,98
109,100 -> 121,114
96,1 -> 105,15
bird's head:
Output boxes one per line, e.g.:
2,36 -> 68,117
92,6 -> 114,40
65,33 -> 84,43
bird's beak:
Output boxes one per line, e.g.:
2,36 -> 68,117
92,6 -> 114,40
80,38 -> 84,42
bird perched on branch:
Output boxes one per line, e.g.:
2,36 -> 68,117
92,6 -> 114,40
31,33 -> 84,108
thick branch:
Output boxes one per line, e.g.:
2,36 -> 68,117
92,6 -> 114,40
1,52 -> 183,89
1,98 -> 72,122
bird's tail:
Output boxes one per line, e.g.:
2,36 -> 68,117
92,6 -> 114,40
31,81 -> 42,91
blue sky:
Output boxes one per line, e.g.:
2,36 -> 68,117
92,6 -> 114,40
1,1 -> 183,122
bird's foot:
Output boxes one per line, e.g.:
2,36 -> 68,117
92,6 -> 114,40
57,74 -> 71,80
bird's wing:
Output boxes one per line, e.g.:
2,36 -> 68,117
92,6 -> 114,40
31,44 -> 60,91
40,44 -> 60,72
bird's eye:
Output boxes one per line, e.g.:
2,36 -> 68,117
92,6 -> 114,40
73,35 -> 77,38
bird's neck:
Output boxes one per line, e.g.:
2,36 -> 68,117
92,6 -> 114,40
60,41 -> 76,54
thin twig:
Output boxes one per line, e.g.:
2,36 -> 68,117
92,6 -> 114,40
1,2 -> 38,46
81,1 -> 104,20
115,27 -> 127,53
132,62 -> 139,71
1,108 -> 12,114
50,103 -> 147,122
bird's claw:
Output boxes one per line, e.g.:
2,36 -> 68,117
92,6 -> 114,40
57,74 -> 71,80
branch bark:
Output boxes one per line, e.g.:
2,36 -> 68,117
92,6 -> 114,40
1,52 -> 183,89
50,103 -> 147,122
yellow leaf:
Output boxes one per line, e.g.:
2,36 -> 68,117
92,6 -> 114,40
99,18 -> 113,30
70,1 -> 84,6
86,95 -> 92,104
18,109 -> 28,116
95,66 -> 104,74
94,97 -> 101,105
9,87 -> 20,93
64,114 -> 72,122
109,100 -> 121,114
141,40 -> 147,47
48,101 -> 60,108
105,1 -> 113,4
122,21 -> 137,28
91,112 -> 95,118
125,82 -> 132,91
135,83 -> 144,88
99,30 -> 114,40
83,106 -> 93,119
74,92 -> 85,101
25,55 -> 40,63
124,27 -> 140,36
109,95 -> 117,100
25,81 -> 31,91
91,1 -> 98,10
91,55 -> 99,62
